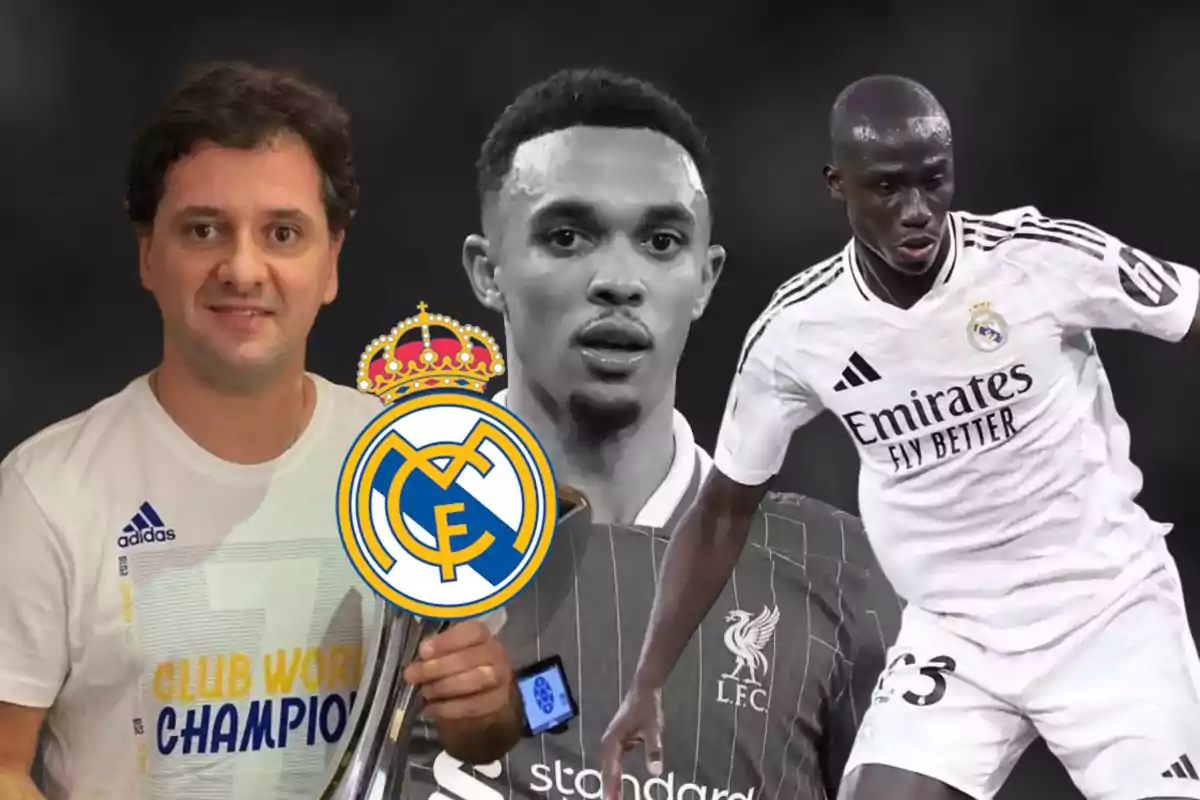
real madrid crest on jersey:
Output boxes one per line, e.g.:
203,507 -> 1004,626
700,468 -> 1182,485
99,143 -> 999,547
966,301 -> 1008,352
338,303 -> 558,620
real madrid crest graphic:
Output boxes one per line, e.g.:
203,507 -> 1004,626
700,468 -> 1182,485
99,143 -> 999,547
966,301 -> 1008,352
337,303 -> 559,620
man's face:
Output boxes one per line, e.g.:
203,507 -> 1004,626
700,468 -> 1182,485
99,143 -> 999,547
138,133 -> 342,390
473,126 -> 723,420
826,121 -> 955,276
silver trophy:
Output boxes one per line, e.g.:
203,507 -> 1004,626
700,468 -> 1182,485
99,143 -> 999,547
320,485 -> 589,800
320,606 -> 448,800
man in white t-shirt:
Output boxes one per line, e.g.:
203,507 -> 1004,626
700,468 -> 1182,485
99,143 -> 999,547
0,62 -> 522,800
602,75 -> 1200,800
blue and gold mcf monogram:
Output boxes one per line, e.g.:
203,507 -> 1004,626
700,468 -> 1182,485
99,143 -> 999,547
337,303 -> 559,620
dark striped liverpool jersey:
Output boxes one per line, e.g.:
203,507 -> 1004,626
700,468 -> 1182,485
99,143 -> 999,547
402,491 -> 901,800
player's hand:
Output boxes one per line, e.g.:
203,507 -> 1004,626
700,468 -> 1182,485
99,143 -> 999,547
402,620 -> 514,721
600,683 -> 664,800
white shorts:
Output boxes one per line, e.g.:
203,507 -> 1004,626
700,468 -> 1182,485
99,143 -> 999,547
843,549 -> 1200,800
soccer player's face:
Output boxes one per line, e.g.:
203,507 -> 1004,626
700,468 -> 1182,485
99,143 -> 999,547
138,134 -> 342,390
830,124 -> 955,276
480,126 -> 723,416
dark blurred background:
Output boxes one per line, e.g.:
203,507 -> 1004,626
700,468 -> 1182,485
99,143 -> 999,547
4,1 -> 1198,797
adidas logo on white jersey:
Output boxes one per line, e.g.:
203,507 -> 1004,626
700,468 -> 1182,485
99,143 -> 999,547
1162,753 -> 1198,780
118,501 -> 176,548
833,352 -> 882,392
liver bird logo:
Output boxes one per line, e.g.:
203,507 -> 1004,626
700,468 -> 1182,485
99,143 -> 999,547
721,606 -> 781,685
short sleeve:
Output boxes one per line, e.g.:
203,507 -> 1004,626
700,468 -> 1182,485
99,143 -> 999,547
713,313 -> 824,487
0,463 -> 70,708
1034,214 -> 1200,341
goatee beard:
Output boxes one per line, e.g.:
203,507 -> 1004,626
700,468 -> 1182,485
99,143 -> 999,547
566,392 -> 642,446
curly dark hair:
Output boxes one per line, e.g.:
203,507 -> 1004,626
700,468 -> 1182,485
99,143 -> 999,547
476,67 -> 714,208
124,61 -> 360,232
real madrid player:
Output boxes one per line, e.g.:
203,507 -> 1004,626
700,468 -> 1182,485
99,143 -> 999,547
0,63 -> 522,800
602,74 -> 1200,800
386,68 -> 902,800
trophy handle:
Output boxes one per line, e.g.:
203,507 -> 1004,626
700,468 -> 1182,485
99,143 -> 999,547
320,607 -> 448,799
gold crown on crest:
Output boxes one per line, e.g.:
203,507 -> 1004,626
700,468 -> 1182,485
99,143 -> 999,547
356,302 -> 506,404
969,301 -> 992,316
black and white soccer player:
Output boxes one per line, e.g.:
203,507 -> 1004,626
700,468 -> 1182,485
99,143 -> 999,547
601,74 -> 1200,800
400,68 -> 902,800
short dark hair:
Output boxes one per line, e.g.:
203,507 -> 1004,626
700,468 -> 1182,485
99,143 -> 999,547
829,74 -> 948,163
124,61 -> 360,232
476,67 -> 714,204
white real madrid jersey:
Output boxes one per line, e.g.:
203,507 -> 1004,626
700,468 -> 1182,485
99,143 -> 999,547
716,206 -> 1200,652
0,374 -> 386,799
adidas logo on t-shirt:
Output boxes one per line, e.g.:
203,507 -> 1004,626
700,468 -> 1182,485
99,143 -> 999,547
118,501 -> 176,548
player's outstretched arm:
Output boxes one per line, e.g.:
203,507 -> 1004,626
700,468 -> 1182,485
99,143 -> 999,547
599,469 -> 769,799
637,468 -> 768,689
600,301 -> 821,799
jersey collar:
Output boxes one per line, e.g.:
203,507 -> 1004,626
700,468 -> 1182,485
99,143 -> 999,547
846,212 -> 961,304
490,389 -> 711,528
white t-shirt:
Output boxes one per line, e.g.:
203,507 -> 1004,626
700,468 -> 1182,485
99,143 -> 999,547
0,373 -> 386,799
716,206 -> 1200,652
